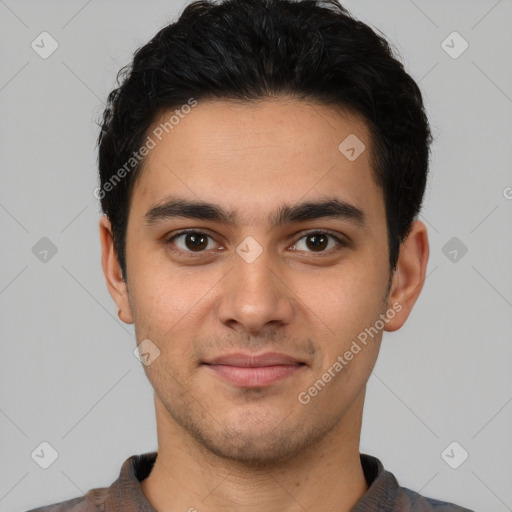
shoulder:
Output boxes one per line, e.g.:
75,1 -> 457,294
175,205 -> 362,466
395,485 -> 476,512
24,451 -> 157,512
358,453 -> 476,512
25,488 -> 109,512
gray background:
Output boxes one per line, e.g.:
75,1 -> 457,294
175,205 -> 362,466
1,0 -> 511,510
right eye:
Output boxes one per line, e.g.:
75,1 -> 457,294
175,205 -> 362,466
166,230 -> 220,254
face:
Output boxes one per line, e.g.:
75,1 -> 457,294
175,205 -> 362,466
101,98 -> 422,465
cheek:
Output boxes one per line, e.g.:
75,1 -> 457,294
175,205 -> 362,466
296,258 -> 385,323
132,281 -> 196,336
295,262 -> 387,366
127,256 -> 224,342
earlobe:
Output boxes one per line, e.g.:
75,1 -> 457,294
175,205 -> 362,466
99,215 -> 134,324
384,220 -> 429,332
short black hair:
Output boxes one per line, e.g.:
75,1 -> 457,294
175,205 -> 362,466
97,0 -> 433,279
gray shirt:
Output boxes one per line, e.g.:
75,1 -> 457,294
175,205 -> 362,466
26,452 -> 475,511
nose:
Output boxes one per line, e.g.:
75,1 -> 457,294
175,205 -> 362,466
216,245 -> 295,336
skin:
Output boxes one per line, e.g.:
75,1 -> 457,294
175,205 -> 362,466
100,97 -> 429,512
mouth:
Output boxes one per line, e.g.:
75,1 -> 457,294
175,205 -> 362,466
202,352 -> 307,388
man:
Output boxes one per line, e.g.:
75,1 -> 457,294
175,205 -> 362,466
28,0 -> 475,510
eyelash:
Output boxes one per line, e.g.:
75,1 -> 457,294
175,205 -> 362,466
164,229 -> 348,257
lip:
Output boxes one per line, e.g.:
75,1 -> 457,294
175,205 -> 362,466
202,352 -> 306,387
204,352 -> 305,367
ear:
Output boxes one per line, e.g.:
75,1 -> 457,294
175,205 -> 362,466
99,215 -> 134,324
384,220 -> 429,332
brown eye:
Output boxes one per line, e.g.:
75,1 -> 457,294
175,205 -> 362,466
305,233 -> 329,252
291,231 -> 346,253
170,231 -> 216,252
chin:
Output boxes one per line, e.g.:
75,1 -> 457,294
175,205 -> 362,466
192,415 -> 328,468
201,433 -> 302,466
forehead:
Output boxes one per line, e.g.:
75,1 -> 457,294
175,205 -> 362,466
131,98 -> 384,228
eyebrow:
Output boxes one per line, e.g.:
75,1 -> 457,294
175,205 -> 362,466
145,196 -> 366,230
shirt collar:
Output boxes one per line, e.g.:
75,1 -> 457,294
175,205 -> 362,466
101,451 -> 399,511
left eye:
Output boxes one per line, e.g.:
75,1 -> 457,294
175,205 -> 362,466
291,232 -> 345,253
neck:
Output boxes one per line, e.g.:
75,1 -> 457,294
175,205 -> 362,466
141,393 -> 368,512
